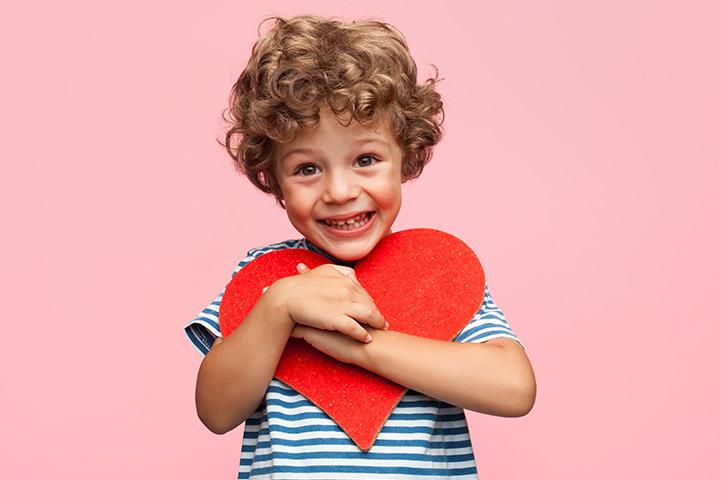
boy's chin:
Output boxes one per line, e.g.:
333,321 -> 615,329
314,238 -> 378,262
326,245 -> 371,262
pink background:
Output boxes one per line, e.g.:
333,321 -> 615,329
2,1 -> 718,478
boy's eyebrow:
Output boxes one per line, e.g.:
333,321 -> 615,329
353,137 -> 390,148
279,138 -> 390,163
280,148 -> 316,164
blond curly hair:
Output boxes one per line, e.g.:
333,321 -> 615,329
220,15 -> 445,208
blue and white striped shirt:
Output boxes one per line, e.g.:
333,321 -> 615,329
185,238 -> 524,479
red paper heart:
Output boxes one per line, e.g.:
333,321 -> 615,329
219,228 -> 485,451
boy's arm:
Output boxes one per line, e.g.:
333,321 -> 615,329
360,329 -> 536,416
293,326 -> 536,417
195,288 -> 293,434
194,262 -> 384,435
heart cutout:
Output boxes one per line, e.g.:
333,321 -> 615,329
219,228 -> 485,450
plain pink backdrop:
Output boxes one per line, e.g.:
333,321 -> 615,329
2,1 -> 718,478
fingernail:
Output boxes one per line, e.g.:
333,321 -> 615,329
366,334 -> 373,343
262,286 -> 269,294
384,321 -> 390,330
297,263 -> 307,271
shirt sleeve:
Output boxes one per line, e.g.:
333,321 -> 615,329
452,284 -> 526,350
184,247 -> 262,356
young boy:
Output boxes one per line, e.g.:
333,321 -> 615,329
185,15 -> 536,479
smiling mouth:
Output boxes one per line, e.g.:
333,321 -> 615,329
319,211 -> 375,230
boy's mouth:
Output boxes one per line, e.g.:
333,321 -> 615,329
319,211 -> 375,230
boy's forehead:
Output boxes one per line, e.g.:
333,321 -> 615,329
275,111 -> 395,157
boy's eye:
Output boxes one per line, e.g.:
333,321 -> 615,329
296,164 -> 318,176
356,155 -> 377,167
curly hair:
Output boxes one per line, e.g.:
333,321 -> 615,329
220,15 -> 445,209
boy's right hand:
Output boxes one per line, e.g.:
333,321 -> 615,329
265,262 -> 386,343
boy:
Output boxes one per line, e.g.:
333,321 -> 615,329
186,15 -> 535,479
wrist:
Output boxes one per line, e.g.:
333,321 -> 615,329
260,278 -> 295,331
354,326 -> 389,370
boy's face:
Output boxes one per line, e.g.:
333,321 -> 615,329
274,107 -> 403,261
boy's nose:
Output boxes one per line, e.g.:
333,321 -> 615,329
322,171 -> 360,204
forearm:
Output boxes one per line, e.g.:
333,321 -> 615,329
356,329 -> 535,417
195,291 -> 293,434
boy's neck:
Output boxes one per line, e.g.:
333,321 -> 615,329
304,238 -> 359,267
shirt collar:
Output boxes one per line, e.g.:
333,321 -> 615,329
303,238 -> 358,268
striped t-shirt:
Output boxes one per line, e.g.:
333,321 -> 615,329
185,238 -> 524,479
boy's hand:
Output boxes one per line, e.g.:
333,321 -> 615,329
268,262 -> 387,344
289,323 -> 382,364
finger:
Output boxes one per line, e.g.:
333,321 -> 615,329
351,281 -> 376,303
262,286 -> 269,294
345,287 -> 382,317
345,301 -> 387,330
316,264 -> 360,287
330,265 -> 360,285
334,265 -> 357,280
290,325 -> 304,339
329,264 -> 351,275
296,262 -> 310,274
332,314 -> 373,343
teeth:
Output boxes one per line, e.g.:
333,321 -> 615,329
326,212 -> 368,226
324,212 -> 372,229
